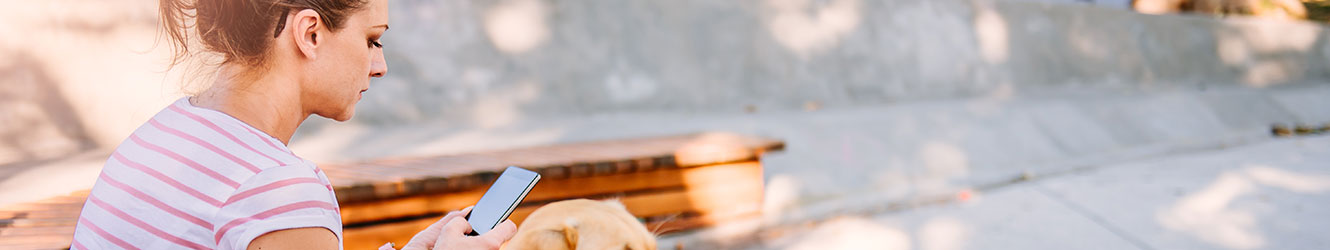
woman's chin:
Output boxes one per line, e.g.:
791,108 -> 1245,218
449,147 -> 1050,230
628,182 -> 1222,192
318,105 -> 356,122
331,114 -> 354,122
333,108 -> 356,122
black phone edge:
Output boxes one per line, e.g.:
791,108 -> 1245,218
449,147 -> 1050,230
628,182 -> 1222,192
466,170 -> 541,236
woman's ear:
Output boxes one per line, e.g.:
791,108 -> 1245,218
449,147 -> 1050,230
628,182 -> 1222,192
289,9 -> 323,60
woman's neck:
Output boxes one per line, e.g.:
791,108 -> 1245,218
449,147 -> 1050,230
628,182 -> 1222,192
191,63 -> 308,145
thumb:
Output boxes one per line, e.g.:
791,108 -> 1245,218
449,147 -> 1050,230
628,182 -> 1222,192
480,220 -> 518,244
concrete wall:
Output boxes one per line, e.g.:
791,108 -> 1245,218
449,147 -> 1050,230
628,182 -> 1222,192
2,0 -> 1329,166
1002,0 -> 1132,9
0,0 -> 176,165
344,0 -> 1330,129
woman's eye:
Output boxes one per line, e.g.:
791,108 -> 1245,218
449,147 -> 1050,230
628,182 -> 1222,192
369,39 -> 383,48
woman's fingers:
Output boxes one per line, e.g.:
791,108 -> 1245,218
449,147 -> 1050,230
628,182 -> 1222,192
441,206 -> 474,223
441,216 -> 474,237
431,217 -> 516,250
479,220 -> 518,246
402,208 -> 469,250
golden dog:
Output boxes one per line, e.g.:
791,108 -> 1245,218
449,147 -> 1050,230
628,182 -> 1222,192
503,199 -> 657,250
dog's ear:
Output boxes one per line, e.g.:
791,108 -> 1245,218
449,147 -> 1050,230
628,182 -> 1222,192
559,218 -> 580,250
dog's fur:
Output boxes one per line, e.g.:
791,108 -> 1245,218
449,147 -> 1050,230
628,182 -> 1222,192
503,199 -> 657,250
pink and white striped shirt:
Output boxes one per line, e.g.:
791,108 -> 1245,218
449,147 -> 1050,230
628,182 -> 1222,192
72,98 -> 342,250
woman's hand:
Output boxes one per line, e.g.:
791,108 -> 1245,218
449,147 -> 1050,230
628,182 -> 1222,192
383,206 -> 518,250
434,217 -> 517,250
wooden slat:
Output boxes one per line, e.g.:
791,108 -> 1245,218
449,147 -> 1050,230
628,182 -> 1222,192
0,218 -> 79,228
0,241 -> 72,250
0,203 -> 84,213
0,209 -> 83,220
344,216 -> 437,250
0,226 -> 76,237
644,208 -> 763,235
0,232 -> 77,245
616,172 -> 763,219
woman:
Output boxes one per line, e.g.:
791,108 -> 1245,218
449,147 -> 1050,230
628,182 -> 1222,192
70,0 -> 516,249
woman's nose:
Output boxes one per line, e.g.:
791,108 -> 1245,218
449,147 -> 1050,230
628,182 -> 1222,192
369,51 -> 388,78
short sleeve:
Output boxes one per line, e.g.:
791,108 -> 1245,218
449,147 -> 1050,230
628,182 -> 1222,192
211,163 -> 342,250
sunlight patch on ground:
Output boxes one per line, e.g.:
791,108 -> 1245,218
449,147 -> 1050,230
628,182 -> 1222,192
784,216 -> 912,250
1157,165 -> 1330,249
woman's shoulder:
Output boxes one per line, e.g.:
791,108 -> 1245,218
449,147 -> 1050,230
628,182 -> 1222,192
105,98 -> 309,185
153,98 -> 300,163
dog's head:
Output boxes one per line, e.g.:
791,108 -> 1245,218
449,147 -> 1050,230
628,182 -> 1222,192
504,199 -> 657,250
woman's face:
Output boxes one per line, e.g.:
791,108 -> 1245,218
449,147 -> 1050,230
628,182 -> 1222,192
303,0 -> 389,122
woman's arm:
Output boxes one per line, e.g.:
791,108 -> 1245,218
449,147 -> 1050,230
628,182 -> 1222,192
247,227 -> 339,250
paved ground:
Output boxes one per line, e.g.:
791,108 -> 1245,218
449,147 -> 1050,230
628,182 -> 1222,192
663,134 -> 1330,250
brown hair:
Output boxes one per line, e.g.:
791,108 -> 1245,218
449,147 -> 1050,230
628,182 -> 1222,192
159,0 -> 368,67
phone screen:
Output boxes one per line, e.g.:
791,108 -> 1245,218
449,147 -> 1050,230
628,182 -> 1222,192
466,166 -> 540,235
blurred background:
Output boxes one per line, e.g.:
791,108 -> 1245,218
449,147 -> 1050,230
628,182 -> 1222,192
3,0 -> 1330,249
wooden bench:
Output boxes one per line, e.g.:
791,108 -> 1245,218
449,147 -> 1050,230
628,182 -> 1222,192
0,132 -> 784,249
0,190 -> 87,249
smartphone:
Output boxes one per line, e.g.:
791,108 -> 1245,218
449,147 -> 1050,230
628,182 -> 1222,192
465,166 -> 541,236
